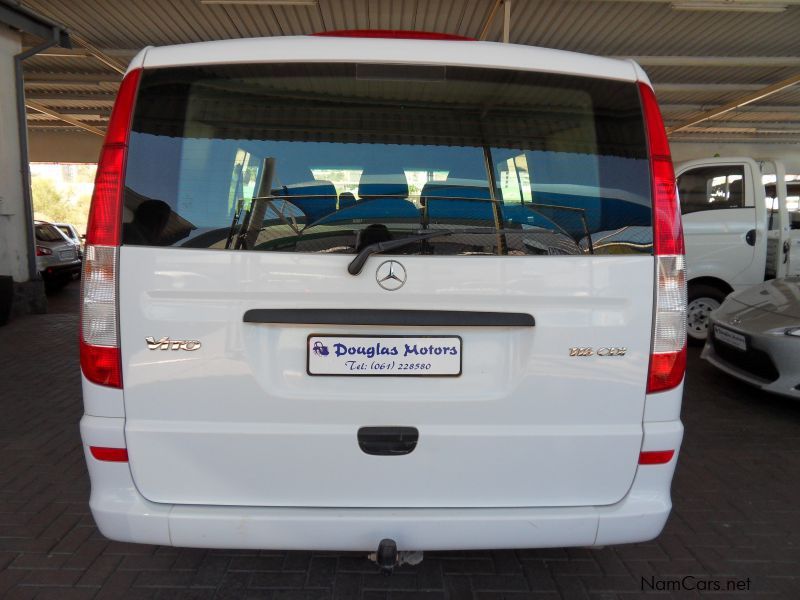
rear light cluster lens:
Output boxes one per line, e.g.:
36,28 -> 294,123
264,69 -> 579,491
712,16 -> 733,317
638,83 -> 685,257
80,245 -> 121,387
80,68 -> 140,389
85,68 -> 140,247
85,146 -> 126,247
648,255 -> 687,392
36,246 -> 52,256
653,255 -> 687,354
81,245 -> 118,347
639,82 -> 687,393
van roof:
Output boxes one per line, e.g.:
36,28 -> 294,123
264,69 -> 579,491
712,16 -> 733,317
130,35 -> 646,84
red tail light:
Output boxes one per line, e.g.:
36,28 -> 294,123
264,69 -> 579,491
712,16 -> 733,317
36,246 -> 52,256
313,30 -> 474,40
80,339 -> 123,388
80,68 -> 140,389
640,83 -> 684,257
647,348 -> 687,393
639,82 -> 687,394
85,68 -> 140,247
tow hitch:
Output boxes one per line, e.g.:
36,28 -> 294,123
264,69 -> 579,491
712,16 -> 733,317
367,539 -> 424,575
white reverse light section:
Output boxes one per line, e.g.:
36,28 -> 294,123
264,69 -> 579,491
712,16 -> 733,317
81,245 -> 119,348
653,255 -> 687,353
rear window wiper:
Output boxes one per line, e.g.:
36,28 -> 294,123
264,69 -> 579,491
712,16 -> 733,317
348,227 -> 504,275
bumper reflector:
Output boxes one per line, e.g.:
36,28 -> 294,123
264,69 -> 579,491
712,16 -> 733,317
90,446 -> 129,462
638,450 -> 675,465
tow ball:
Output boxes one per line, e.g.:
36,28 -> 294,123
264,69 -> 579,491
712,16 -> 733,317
367,539 -> 424,575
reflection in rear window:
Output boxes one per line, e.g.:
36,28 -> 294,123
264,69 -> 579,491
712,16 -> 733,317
35,225 -> 65,243
124,63 -> 652,256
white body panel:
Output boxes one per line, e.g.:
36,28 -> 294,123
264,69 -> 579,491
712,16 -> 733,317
677,157 -> 795,290
119,247 -> 654,509
129,36 -> 642,83
676,158 -> 765,291
790,236 -> 800,277
81,414 -> 683,550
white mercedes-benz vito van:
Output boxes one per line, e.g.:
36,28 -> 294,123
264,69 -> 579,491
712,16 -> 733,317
79,32 -> 686,556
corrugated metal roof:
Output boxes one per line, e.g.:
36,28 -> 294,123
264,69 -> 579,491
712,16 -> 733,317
18,0 -> 800,143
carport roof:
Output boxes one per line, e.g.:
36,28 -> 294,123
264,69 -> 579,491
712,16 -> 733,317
15,0 -> 800,144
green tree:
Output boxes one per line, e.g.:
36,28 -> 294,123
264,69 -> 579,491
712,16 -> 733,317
31,175 -> 91,228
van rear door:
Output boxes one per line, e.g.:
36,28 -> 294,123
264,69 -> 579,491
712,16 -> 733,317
118,61 -> 658,509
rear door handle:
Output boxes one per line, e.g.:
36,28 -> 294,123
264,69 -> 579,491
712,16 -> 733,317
358,427 -> 418,456
745,229 -> 756,246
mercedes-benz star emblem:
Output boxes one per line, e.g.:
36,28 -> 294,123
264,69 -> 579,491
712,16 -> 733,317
376,260 -> 407,291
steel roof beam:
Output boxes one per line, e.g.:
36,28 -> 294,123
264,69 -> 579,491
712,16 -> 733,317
666,119 -> 800,129
25,100 -> 104,136
26,106 -> 111,116
661,103 -> 799,112
479,0 -> 504,40
29,47 -> 138,58
622,56 -> 800,67
585,0 -> 800,4
24,72 -> 121,84
0,1 -> 71,47
24,91 -> 115,101
667,73 -> 800,133
69,33 -> 127,74
655,83 -> 766,93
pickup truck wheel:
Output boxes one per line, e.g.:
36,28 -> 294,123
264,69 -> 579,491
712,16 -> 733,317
687,284 -> 727,345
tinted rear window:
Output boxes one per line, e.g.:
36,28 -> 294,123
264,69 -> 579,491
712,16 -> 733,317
35,225 -> 65,243
124,62 -> 651,256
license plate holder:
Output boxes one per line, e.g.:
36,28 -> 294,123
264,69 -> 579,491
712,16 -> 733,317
713,325 -> 747,352
307,335 -> 462,376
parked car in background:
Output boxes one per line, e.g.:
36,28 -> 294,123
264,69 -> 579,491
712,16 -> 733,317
703,277 -> 800,400
675,158 -> 799,344
34,221 -> 81,290
53,222 -> 84,259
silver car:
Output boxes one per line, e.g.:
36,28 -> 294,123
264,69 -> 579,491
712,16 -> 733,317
35,222 -> 82,289
53,222 -> 84,259
702,277 -> 800,399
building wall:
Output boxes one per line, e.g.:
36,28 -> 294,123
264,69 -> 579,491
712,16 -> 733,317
29,130 -> 103,163
0,26 -> 28,283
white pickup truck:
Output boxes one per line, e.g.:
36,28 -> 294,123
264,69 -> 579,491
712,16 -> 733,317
675,157 -> 800,343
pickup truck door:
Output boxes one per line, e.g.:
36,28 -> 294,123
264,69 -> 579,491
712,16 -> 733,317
785,177 -> 800,277
676,158 -> 765,289
764,161 -> 791,280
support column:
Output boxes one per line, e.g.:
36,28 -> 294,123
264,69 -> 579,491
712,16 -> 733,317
0,25 -> 45,316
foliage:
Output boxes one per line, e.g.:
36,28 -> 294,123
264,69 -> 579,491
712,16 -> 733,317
30,165 -> 94,231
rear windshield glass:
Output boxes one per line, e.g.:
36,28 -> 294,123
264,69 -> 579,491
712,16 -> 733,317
56,226 -> 76,240
124,62 -> 652,256
35,225 -> 65,243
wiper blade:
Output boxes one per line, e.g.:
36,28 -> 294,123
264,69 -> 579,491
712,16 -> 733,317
347,228 -> 498,275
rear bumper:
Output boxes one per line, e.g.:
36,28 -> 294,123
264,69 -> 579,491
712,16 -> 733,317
702,317 -> 800,400
81,416 -> 682,550
40,260 -> 81,278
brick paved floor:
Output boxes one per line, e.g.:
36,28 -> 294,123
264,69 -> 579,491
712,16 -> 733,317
1,280 -> 799,599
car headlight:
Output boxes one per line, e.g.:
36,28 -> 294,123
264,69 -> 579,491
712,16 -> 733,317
786,328 -> 800,337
